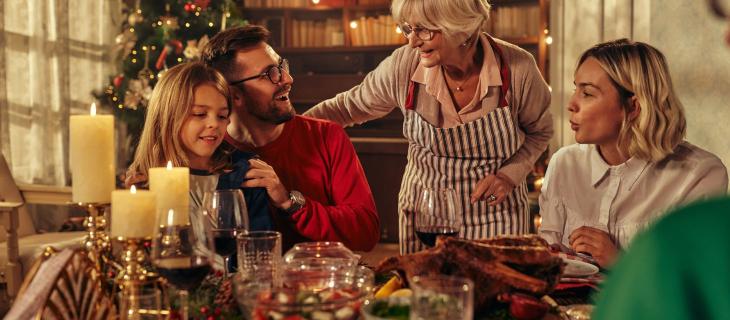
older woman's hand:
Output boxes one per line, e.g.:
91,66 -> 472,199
569,226 -> 618,268
470,173 -> 515,205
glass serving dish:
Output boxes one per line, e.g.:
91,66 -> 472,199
283,242 -> 359,273
282,241 -> 364,290
251,287 -> 366,320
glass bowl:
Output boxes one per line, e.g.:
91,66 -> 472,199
251,287 -> 366,320
283,242 -> 359,272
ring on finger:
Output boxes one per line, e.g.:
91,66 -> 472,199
488,194 -> 497,202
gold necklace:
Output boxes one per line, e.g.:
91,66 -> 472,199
445,68 -> 475,92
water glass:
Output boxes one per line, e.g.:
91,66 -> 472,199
118,290 -> 163,320
409,275 -> 474,320
235,231 -> 282,317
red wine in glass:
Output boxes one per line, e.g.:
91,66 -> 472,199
415,226 -> 460,247
212,229 -> 237,257
155,256 -> 212,291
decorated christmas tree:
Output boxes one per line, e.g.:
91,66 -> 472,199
94,0 -> 246,164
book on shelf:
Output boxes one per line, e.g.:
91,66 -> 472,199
350,14 -> 403,46
291,18 -> 344,47
490,4 -> 541,39
356,0 -> 391,5
243,0 -> 346,8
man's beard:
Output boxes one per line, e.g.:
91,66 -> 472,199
245,87 -> 295,124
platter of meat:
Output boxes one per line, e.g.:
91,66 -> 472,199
374,235 -> 564,316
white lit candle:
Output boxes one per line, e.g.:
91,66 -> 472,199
148,161 -> 189,225
69,103 -> 115,203
111,185 -> 157,238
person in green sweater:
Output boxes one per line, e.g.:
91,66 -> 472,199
593,1 -> 730,318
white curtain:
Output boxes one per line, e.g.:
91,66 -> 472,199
0,0 -> 120,186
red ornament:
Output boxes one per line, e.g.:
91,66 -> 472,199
199,306 -> 209,314
155,46 -> 169,70
213,307 -> 222,316
113,75 -> 124,88
169,39 -> 184,54
206,316 -> 215,320
184,2 -> 194,12
194,0 -> 211,10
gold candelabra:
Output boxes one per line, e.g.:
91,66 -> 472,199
77,203 -> 112,280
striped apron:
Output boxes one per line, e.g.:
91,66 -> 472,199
398,36 -> 530,254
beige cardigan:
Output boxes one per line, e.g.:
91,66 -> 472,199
304,36 -> 553,186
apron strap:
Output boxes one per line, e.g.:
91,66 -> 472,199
486,34 -> 511,108
405,80 -> 417,110
404,34 -> 512,110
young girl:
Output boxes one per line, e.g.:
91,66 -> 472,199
126,61 -> 271,231
538,39 -> 728,268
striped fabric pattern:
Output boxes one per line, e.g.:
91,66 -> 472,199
398,107 -> 530,254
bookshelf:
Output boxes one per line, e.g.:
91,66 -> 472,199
239,0 -> 550,111
238,0 -> 550,243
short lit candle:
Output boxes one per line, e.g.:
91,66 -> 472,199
70,103 -> 115,203
148,161 -> 189,225
111,185 -> 157,238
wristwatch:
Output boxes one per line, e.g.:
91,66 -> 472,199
285,190 -> 306,215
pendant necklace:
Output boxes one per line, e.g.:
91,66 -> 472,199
448,70 -> 472,92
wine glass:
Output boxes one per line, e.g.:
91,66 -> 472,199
151,208 -> 214,320
414,188 -> 462,247
202,189 -> 249,277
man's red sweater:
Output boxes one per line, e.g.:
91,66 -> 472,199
225,115 -> 379,251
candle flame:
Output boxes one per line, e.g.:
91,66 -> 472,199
166,160 -> 173,170
90,102 -> 97,116
130,185 -> 137,194
167,208 -> 175,226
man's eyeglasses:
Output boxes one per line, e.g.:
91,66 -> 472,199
399,23 -> 437,41
709,0 -> 730,18
229,58 -> 290,86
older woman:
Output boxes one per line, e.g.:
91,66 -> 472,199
305,0 -> 552,253
538,39 -> 728,268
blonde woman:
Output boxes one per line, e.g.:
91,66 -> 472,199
538,39 -> 728,268
305,0 -> 552,254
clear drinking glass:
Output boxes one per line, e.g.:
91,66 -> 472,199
118,289 -> 163,320
203,189 -> 249,277
410,275 -> 474,320
151,208 -> 214,320
414,188 -> 463,247
235,231 -> 282,318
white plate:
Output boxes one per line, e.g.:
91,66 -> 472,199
562,258 -> 599,277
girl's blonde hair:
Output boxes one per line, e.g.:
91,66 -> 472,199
391,0 -> 491,46
578,38 -> 686,162
127,62 -> 232,178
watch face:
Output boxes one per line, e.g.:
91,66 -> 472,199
286,190 -> 305,214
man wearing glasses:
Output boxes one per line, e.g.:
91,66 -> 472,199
202,25 -> 379,252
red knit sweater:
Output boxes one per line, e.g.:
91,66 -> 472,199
225,115 -> 379,251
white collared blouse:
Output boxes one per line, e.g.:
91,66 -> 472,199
539,142 -> 728,249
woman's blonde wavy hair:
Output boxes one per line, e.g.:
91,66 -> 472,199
127,62 -> 232,179
578,38 -> 686,162
391,0 -> 491,47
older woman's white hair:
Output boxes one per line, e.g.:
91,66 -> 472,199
391,0 -> 491,47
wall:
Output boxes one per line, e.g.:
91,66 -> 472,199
650,1 -> 730,174
549,0 -> 730,176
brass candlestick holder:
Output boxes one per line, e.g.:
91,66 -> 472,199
116,237 -> 154,287
114,237 -> 165,319
77,203 -> 112,279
